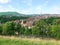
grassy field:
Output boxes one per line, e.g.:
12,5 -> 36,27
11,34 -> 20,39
0,36 -> 60,45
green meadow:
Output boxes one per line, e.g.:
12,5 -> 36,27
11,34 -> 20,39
0,36 -> 60,45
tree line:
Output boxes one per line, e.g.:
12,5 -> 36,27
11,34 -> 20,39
0,17 -> 60,40
0,15 -> 30,23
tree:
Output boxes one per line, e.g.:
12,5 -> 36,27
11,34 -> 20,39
32,20 -> 47,37
15,23 -> 22,35
0,25 -> 3,35
44,17 -> 55,25
46,25 -> 52,37
50,19 -> 60,39
24,27 -> 32,35
53,19 -> 60,25
32,26 -> 40,36
51,25 -> 60,39
2,21 -> 15,35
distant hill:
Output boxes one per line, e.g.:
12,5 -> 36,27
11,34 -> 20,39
0,12 -> 25,16
0,12 -> 60,17
0,12 -> 36,18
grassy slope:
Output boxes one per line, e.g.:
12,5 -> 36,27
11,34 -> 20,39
0,36 -> 60,45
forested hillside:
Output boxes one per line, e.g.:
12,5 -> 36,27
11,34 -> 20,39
0,15 -> 30,23
0,12 -> 24,16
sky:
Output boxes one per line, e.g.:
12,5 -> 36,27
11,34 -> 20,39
0,0 -> 60,14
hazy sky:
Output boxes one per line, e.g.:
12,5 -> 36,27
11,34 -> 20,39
0,0 -> 60,14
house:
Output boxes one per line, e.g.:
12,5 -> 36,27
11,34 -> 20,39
14,15 -> 50,29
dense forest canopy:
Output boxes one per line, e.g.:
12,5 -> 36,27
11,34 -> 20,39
0,15 -> 31,23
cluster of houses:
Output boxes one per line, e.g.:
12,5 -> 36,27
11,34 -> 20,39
14,15 -> 50,29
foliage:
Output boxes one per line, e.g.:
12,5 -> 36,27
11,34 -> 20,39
24,27 -> 32,35
0,15 -> 30,23
15,23 -> 21,35
0,17 -> 60,40
0,25 -> 3,34
32,20 -> 47,37
51,25 -> 60,39
2,22 -> 15,35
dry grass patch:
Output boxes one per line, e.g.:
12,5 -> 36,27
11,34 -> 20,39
0,36 -> 60,45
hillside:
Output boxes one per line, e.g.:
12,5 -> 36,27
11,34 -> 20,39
0,12 -> 25,16
0,12 -> 60,19
0,12 -> 60,16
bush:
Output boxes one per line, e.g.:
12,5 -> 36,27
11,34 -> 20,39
51,25 -> 60,39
